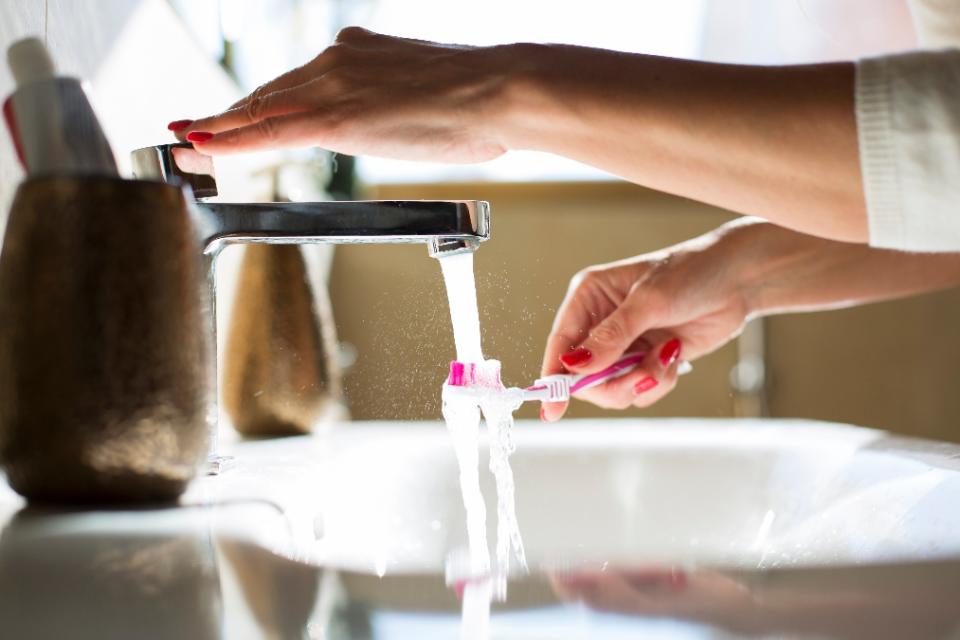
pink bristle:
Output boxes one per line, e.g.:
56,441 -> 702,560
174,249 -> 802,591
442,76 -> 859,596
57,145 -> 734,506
446,361 -> 494,388
474,360 -> 505,390
447,361 -> 466,386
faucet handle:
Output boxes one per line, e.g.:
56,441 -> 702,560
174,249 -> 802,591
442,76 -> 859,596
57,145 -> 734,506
131,143 -> 218,199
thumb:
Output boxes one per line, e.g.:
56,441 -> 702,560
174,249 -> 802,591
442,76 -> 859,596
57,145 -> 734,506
562,301 -> 653,373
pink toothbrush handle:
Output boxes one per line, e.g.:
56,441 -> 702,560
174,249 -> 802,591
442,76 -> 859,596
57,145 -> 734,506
569,352 -> 647,394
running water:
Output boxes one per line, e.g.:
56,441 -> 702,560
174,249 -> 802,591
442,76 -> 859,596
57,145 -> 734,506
440,253 -> 483,363
438,251 -> 528,627
480,393 -> 528,598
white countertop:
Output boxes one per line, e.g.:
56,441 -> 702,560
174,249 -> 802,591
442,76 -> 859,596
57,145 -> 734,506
2,418 -> 960,639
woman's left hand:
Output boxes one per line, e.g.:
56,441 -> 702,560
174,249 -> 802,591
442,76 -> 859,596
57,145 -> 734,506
168,27 -> 517,162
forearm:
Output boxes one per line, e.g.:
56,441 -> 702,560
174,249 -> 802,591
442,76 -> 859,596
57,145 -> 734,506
495,44 -> 866,242
727,220 -> 960,316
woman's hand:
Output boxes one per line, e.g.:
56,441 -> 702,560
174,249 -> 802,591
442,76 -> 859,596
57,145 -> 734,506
168,27 -> 516,162
541,218 -> 960,421
540,220 -> 759,421
550,566 -> 754,626
170,27 -> 870,244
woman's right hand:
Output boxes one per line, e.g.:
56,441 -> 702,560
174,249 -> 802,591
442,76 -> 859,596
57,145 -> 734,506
540,219 -> 767,421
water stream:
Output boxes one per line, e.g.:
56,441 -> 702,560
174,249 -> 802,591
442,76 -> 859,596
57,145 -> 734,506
439,252 -> 483,363
438,251 -> 528,637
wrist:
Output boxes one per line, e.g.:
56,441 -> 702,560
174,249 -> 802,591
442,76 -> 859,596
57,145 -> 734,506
709,218 -> 778,319
477,43 -> 561,152
724,219 -> 831,317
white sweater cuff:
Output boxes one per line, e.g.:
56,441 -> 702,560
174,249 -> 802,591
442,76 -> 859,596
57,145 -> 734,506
856,50 -> 960,253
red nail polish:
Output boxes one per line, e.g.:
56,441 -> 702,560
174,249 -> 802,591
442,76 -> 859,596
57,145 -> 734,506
560,348 -> 592,368
669,570 -> 688,591
633,376 -> 658,394
659,339 -> 681,367
540,406 -> 548,422
167,119 -> 193,132
187,131 -> 214,143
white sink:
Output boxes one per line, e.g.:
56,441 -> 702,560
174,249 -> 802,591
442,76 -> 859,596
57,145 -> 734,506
220,419 -> 960,575
2,418 -> 960,639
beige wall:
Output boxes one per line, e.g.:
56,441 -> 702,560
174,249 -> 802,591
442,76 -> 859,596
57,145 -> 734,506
4,2 -> 958,444
767,293 -> 960,444
331,181 -> 741,424
331,180 -> 960,444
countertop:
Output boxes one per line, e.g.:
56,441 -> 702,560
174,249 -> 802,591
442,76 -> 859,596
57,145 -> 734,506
2,419 -> 960,639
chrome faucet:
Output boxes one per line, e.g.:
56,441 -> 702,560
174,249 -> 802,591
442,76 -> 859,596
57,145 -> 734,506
130,143 -> 490,257
131,142 -> 490,472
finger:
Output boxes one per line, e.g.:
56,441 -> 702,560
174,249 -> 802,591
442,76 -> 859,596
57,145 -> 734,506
574,351 -> 661,409
179,82 -> 321,144
540,330 -> 577,423
557,572 -> 648,614
169,42 -> 353,141
548,572 -> 587,603
541,276 -> 593,379
629,335 -> 683,408
575,333 -> 681,409
563,297 -> 658,376
186,109 -> 333,156
632,359 -> 679,409
539,277 -> 600,423
541,400 -> 568,423
620,568 -> 688,592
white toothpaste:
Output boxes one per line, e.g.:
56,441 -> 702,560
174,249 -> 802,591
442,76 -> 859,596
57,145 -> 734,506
3,37 -> 117,177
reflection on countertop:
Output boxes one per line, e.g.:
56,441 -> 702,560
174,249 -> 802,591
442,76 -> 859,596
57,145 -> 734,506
1,419 -> 959,639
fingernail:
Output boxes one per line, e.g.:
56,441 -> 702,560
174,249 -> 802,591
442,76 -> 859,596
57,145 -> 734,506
186,131 -> 214,143
560,348 -> 592,368
659,339 -> 682,367
633,376 -> 658,394
556,573 -> 597,587
669,570 -> 688,591
540,406 -> 548,422
167,119 -> 193,132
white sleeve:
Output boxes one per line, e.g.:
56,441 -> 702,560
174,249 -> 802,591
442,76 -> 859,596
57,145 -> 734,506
908,0 -> 960,49
855,48 -> 960,252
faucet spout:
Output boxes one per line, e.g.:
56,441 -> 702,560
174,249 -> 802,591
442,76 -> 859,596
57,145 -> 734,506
194,200 -> 490,256
131,143 -> 490,257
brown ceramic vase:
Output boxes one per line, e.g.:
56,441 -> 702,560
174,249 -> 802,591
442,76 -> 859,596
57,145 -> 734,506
223,244 -> 340,437
0,176 -> 211,503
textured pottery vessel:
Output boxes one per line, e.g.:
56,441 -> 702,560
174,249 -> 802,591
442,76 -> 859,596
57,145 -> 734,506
0,176 -> 211,503
223,244 -> 341,436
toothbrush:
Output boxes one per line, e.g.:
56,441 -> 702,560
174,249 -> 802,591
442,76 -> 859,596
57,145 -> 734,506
445,352 -> 693,403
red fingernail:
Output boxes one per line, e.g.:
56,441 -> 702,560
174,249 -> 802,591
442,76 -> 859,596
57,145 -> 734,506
560,348 -> 592,368
669,570 -> 688,590
540,406 -> 548,422
659,339 -> 682,367
167,119 -> 193,132
187,131 -> 214,143
634,376 -> 658,394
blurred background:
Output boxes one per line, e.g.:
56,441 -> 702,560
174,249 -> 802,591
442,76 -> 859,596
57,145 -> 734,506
3,0 -> 958,442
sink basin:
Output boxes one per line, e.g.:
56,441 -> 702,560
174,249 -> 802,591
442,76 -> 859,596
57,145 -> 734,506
219,419 -> 960,574
2,418 -> 960,639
